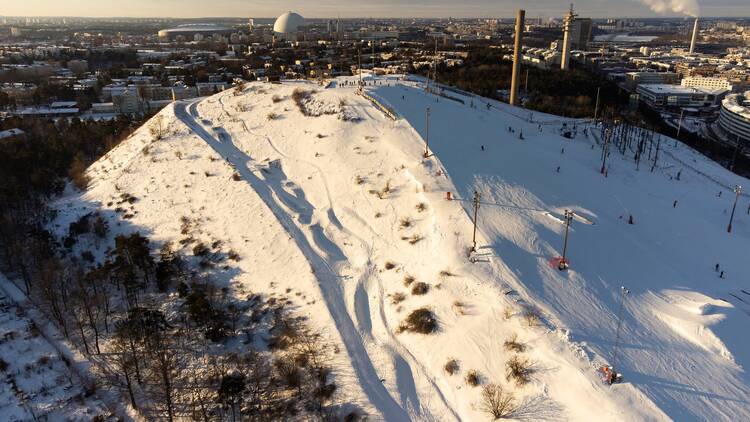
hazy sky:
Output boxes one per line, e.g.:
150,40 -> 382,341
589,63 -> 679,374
2,0 -> 748,18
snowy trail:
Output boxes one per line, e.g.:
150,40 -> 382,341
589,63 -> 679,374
214,93 -> 463,421
177,99 -> 461,421
177,100 -> 412,420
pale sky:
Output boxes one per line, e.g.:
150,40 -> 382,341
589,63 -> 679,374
2,0 -> 748,18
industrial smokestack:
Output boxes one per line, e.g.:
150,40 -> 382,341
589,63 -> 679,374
510,9 -> 525,106
689,18 -> 699,54
561,4 -> 576,71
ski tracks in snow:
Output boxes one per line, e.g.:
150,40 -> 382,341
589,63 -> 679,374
176,98 -> 458,421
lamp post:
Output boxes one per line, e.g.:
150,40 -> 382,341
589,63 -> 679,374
424,106 -> 431,158
610,286 -> 630,384
471,191 -> 481,252
559,210 -> 573,270
601,128 -> 612,175
728,185 -> 742,233
594,86 -> 600,121
674,109 -> 684,147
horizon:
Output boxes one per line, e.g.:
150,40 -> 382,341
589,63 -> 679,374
4,14 -> 750,21
2,0 -> 748,20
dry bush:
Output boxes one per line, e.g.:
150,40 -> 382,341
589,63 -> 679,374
372,180 -> 392,199
503,307 -> 514,320
398,308 -> 437,334
452,301 -> 467,315
403,275 -> 416,286
411,282 -> 429,296
232,172 -> 241,181
416,202 -> 427,212
480,383 -> 516,419
354,175 -> 365,185
504,334 -> 526,353
292,88 -> 313,115
384,261 -> 396,270
401,234 -> 423,245
383,180 -> 392,194
399,217 -> 413,228
68,155 -> 90,191
439,269 -> 455,277
390,292 -> 406,305
267,112 -> 280,120
506,355 -> 533,385
193,242 -> 209,257
272,94 -> 284,103
444,359 -> 459,375
149,115 -> 166,141
228,250 -> 241,261
466,370 -> 481,387
233,82 -> 246,96
523,306 -> 541,327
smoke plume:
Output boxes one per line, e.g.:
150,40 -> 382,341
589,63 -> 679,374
638,0 -> 700,17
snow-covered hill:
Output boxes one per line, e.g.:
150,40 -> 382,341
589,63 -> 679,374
51,76 -> 750,421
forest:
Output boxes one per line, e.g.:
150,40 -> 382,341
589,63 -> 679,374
431,46 -> 628,119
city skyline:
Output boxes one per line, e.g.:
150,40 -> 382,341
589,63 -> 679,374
2,0 -> 749,19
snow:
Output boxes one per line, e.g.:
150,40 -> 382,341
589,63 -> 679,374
0,275 -> 114,422
46,75 -> 750,421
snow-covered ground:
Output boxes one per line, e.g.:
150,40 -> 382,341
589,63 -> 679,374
48,75 -> 750,421
0,275 -> 113,421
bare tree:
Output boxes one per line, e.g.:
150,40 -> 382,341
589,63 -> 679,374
480,384 -> 516,419
149,114 -> 167,141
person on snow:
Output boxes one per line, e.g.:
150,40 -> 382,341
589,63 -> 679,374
715,263 -> 720,272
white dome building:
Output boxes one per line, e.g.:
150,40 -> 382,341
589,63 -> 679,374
273,11 -> 305,40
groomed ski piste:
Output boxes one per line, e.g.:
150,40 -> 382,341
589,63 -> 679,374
50,74 -> 750,421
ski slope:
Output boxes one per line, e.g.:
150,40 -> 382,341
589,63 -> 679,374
370,78 -> 750,421
51,76 -> 750,421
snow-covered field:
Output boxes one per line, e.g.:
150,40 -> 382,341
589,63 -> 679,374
48,75 -> 750,421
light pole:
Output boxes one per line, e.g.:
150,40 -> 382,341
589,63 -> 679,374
358,45 -> 362,88
728,185 -> 742,233
593,86 -> 600,121
610,286 -> 630,385
730,133 -> 741,172
601,128 -> 612,175
471,191 -> 481,252
674,109 -> 684,147
559,210 -> 573,270
424,106 -> 431,158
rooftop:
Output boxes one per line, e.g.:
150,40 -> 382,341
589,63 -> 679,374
638,83 -> 728,96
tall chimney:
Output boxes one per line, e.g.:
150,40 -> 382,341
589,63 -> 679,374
689,18 -> 699,54
510,9 -> 525,106
561,4 -> 576,71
